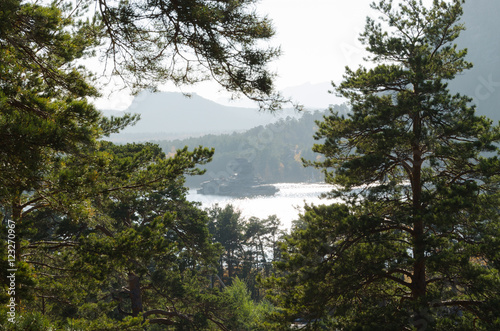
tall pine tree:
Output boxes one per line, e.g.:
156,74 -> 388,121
267,1 -> 500,329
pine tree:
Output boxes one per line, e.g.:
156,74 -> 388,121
1,0 -> 281,328
91,0 -> 282,106
14,141 -> 226,328
266,1 -> 500,329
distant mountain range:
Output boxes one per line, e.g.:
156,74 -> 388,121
102,91 -> 303,142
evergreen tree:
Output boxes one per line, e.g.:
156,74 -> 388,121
1,0 -> 282,231
207,204 -> 284,300
8,141 -> 227,329
1,0 -> 282,328
221,277 -> 275,331
1,0 -> 282,107
91,0 -> 282,107
207,204 -> 244,285
242,215 -> 283,300
0,0 -> 136,309
266,1 -> 500,329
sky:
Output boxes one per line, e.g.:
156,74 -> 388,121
255,0 -> 374,86
93,0 -> 419,110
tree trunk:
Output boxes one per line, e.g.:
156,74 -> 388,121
411,105 -> 426,300
411,108 -> 427,331
228,250 -> 233,282
128,272 -> 143,317
411,152 -> 426,300
412,219 -> 426,299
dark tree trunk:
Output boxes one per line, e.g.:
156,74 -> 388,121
128,272 -> 143,317
410,106 -> 426,300
411,108 -> 427,331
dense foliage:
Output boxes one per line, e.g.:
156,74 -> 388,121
157,108 -> 343,187
2,0 -> 500,329
265,1 -> 500,329
207,204 -> 284,294
0,0 -> 281,329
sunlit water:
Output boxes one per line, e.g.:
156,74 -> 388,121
187,183 -> 339,230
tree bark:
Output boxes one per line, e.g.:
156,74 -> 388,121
128,272 -> 143,317
412,154 -> 426,300
411,106 -> 427,331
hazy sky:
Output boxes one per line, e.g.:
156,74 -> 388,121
257,0 -> 375,86
94,1 -> 442,109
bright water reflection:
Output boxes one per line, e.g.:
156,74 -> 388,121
187,183 -> 339,230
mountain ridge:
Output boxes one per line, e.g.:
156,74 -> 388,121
102,91 -> 302,142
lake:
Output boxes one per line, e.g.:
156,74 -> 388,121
187,183 -> 340,230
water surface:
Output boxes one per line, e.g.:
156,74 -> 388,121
187,183 -> 339,229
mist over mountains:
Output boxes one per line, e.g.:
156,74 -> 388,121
102,91 -> 302,142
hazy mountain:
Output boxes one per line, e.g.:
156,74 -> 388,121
450,0 -> 500,122
102,91 -> 301,142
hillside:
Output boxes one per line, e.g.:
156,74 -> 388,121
155,106 -> 350,188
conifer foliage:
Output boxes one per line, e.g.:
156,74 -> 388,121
267,1 -> 500,329
0,0 -> 280,328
